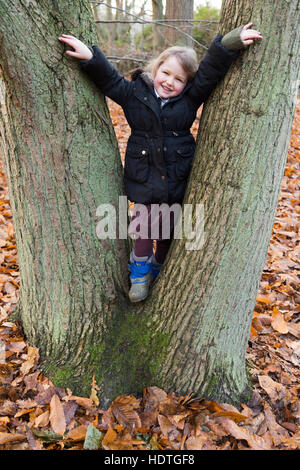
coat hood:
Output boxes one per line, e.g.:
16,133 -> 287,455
131,68 -> 154,89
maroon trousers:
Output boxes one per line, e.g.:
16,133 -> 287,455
129,203 -> 176,264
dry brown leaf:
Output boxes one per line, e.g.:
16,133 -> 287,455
219,417 -> 273,450
281,431 -> 300,450
256,295 -> 272,304
110,394 -> 141,431
263,403 -> 289,446
143,386 -> 168,409
287,322 -> 300,338
14,408 -> 35,418
49,394 -> 66,436
271,308 -> 289,334
90,375 -> 100,406
258,375 -> 286,402
102,426 -> 117,448
157,414 -> 174,435
65,424 -> 88,442
0,432 -> 26,445
34,409 -> 50,428
6,340 -> 26,353
20,346 -> 39,376
213,410 -> 249,424
185,434 -> 208,450
65,395 -> 94,409
0,416 -> 10,425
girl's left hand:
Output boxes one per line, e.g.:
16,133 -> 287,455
240,22 -> 263,46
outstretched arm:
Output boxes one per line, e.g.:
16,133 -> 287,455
58,34 -> 133,107
187,23 -> 263,106
221,22 -> 262,49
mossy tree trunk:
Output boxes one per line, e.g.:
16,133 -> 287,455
0,0 -> 299,407
0,0 -> 129,397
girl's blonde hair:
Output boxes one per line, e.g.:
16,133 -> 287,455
145,46 -> 198,82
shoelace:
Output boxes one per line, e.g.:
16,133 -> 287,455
129,261 -> 151,279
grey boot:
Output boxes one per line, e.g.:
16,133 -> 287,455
128,252 -> 153,303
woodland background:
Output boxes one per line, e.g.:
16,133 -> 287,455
0,0 -> 299,451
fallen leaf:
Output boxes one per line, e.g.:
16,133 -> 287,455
34,409 -> 50,428
65,424 -> 88,442
102,426 -> 117,448
213,410 -> 249,424
0,416 -> 10,425
263,403 -> 289,446
49,394 -> 66,435
90,375 -> 100,406
90,387 -> 100,407
14,408 -> 35,418
185,433 -> 208,450
281,431 -> 300,450
20,346 -> 39,376
0,432 -> 26,445
110,395 -> 141,431
271,308 -> 289,334
157,414 -> 174,435
218,417 -> 272,450
83,424 -> 104,450
65,395 -> 94,409
256,295 -> 272,303
31,429 -> 63,443
258,375 -> 286,403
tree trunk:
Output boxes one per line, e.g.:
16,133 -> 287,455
0,0 -> 129,398
105,0 -> 114,53
0,0 -> 299,408
115,0 -> 124,42
164,0 -> 194,47
152,0 -> 164,50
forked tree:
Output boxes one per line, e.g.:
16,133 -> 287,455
0,0 -> 299,406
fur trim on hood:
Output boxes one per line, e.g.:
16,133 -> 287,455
130,68 -> 154,88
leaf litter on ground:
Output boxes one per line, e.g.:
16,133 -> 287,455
0,96 -> 299,451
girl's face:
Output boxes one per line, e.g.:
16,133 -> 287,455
154,55 -> 188,99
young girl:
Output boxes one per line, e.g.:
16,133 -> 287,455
58,23 -> 262,303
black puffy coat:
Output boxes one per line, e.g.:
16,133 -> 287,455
81,35 -> 238,204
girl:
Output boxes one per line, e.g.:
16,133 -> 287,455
58,23 -> 262,303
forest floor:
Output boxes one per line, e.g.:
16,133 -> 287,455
0,97 -> 299,451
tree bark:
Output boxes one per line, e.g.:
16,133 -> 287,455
0,0 -> 299,407
95,0 -> 300,405
164,0 -> 194,47
152,0 -> 164,50
0,0 -> 129,398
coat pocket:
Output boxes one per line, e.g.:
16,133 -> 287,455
124,146 -> 150,183
175,146 -> 194,180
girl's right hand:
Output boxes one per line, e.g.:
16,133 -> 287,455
58,34 -> 93,61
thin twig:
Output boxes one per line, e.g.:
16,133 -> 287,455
93,1 -> 210,49
106,56 -> 146,63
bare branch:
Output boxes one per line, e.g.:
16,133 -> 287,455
106,56 -> 146,63
92,1 -> 212,49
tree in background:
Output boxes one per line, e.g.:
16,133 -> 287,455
164,0 -> 194,47
152,0 -> 164,49
0,0 -> 299,407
